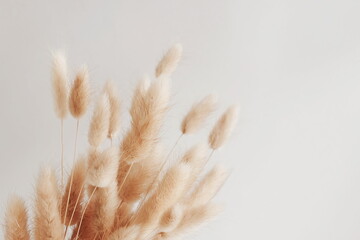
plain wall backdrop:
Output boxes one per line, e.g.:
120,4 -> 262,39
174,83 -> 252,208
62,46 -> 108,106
1,0 -> 360,239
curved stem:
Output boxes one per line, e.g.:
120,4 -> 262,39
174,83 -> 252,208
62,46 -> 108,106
63,119 -> 80,238
75,186 -> 97,240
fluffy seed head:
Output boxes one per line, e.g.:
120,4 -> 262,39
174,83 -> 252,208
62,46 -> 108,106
155,44 -> 183,78
61,157 -> 86,226
209,105 -> 239,149
173,203 -> 223,234
4,195 -> 30,240
88,93 -> 110,147
104,80 -> 121,139
181,94 -> 217,134
34,167 -> 63,240
159,205 -> 184,232
108,226 -> 140,240
187,164 -> 228,208
87,147 -> 119,188
69,65 -> 90,118
137,162 -> 191,225
51,51 -> 69,119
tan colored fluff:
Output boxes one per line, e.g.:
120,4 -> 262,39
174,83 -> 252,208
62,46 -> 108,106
91,182 -> 119,238
180,144 -> 207,190
51,51 -> 69,119
4,196 -> 30,240
172,203 -> 222,235
71,201 -> 96,240
186,165 -> 228,208
159,205 -> 183,232
87,146 -> 119,188
34,167 -> 63,240
181,94 -> 217,134
108,226 -> 140,240
120,77 -> 169,164
61,158 -> 86,226
113,201 -> 132,229
117,77 -> 170,193
104,81 -> 121,140
69,66 -> 90,118
155,44 -> 183,78
136,162 -> 191,226
209,105 -> 239,149
119,145 -> 163,203
88,93 -> 110,147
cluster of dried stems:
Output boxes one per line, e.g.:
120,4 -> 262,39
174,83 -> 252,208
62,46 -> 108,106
4,44 -> 238,240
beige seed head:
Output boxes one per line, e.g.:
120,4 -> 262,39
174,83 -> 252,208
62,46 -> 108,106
34,167 -> 63,240
69,65 -> 90,118
87,146 -> 119,188
104,80 -> 121,140
181,94 -> 217,134
186,164 -> 228,208
88,93 -> 110,147
155,44 -> 183,78
51,51 -> 69,119
4,195 -> 30,240
209,105 -> 239,149
159,205 -> 184,232
61,157 -> 86,226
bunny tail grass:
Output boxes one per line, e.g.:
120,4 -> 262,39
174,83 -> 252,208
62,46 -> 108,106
104,81 -> 121,141
91,182 -> 120,238
159,204 -> 184,232
171,203 -> 223,236
108,226 -> 140,240
88,93 -> 110,147
51,51 -> 69,119
87,147 -> 119,188
69,65 -> 90,119
136,162 -> 191,226
4,196 -> 30,240
209,105 -> 239,150
186,164 -> 228,208
34,167 -> 63,240
61,158 -> 86,226
155,44 -> 183,78
181,94 -> 217,135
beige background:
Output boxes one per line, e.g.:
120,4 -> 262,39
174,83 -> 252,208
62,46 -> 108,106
1,0 -> 360,239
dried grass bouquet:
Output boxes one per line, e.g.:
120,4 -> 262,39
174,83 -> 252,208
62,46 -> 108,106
3,44 -> 238,240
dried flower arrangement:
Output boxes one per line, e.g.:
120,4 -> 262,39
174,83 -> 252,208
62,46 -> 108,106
3,44 -> 238,240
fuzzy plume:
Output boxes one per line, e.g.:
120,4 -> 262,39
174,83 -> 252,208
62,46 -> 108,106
136,162 -> 191,226
186,165 -> 228,208
34,167 -> 63,240
172,203 -> 222,235
51,51 -> 69,119
61,157 -> 86,226
180,144 -> 207,190
113,202 -> 132,229
4,196 -> 30,240
71,201 -> 96,240
209,105 -> 239,149
117,76 -> 170,192
87,182 -> 119,239
69,65 -> 90,119
159,205 -> 184,232
119,145 -> 163,203
181,94 -> 217,134
155,44 -> 183,78
88,93 -> 110,147
108,226 -> 140,240
87,147 -> 119,188
104,81 -> 121,140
